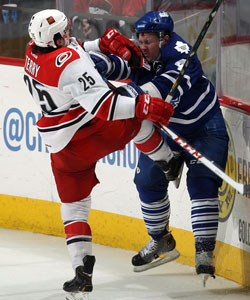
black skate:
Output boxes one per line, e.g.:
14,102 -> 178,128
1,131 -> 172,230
195,251 -> 215,287
132,232 -> 180,272
63,255 -> 96,300
155,152 -> 185,187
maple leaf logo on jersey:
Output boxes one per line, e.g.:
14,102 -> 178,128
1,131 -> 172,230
171,97 -> 181,108
174,41 -> 190,54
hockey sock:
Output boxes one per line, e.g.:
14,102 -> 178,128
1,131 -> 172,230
64,220 -> 92,270
60,196 -> 92,270
141,193 -> 170,240
191,197 -> 219,241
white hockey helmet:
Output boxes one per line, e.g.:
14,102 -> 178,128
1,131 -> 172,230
28,9 -> 69,48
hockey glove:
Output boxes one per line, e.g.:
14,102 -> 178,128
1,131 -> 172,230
100,27 -> 143,68
135,94 -> 174,126
90,51 -> 114,77
116,82 -> 145,97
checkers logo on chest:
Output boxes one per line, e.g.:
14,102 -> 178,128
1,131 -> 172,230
56,51 -> 72,67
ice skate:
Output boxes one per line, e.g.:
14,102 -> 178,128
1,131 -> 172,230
64,255 -> 96,300
132,232 -> 180,272
155,152 -> 185,185
195,251 -> 215,287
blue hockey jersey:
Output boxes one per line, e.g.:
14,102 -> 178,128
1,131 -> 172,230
108,32 -> 220,135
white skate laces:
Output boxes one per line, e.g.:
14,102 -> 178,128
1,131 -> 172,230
140,238 -> 160,258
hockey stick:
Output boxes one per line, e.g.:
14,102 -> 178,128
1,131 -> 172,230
106,80 -> 250,195
161,124 -> 250,195
165,0 -> 223,103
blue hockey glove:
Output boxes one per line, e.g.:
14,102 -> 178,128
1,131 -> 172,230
90,51 -> 114,77
116,82 -> 145,97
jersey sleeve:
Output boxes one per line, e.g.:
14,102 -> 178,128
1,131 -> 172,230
105,54 -> 132,81
59,52 -> 136,121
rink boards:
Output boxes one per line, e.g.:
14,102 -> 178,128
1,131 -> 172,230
0,63 -> 250,287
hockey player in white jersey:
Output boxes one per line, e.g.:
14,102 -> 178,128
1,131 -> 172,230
88,11 -> 229,285
24,9 -> 175,300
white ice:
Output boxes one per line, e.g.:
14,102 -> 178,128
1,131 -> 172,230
0,228 -> 249,300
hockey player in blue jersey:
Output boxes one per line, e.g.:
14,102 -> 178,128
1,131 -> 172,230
88,10 -> 229,283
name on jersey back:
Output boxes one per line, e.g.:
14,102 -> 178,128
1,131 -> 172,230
25,55 -> 40,78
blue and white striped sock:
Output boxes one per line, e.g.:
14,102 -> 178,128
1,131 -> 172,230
141,194 -> 170,240
191,197 -> 219,242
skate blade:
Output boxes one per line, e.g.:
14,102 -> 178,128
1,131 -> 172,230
198,273 -> 216,287
65,292 -> 89,300
133,248 -> 180,272
173,161 -> 184,189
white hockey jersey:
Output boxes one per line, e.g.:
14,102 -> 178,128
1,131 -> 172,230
24,39 -> 136,153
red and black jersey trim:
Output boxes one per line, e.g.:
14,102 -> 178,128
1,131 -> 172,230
45,103 -> 80,116
91,90 -> 113,115
109,93 -> 119,121
38,111 -> 88,132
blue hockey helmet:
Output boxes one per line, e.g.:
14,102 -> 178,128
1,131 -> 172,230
135,11 -> 174,40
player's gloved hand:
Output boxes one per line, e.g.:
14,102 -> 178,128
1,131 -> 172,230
116,82 -> 145,97
90,51 -> 113,77
135,94 -> 174,126
100,27 -> 143,68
